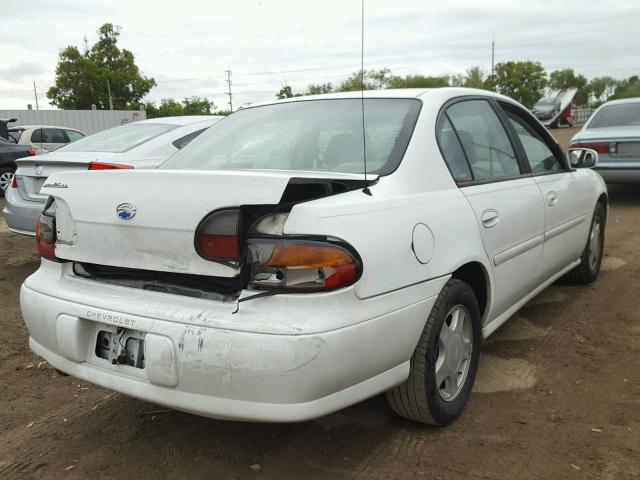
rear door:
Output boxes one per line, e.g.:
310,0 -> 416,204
499,103 -> 591,280
439,98 -> 545,319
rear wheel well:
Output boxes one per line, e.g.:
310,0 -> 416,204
451,262 -> 488,319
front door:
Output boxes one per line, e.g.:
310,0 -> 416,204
501,105 -> 591,281
442,98 -> 546,319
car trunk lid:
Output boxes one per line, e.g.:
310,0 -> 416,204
15,151 -> 117,202
41,169 -> 369,278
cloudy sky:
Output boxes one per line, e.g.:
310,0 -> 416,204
1,0 -> 639,111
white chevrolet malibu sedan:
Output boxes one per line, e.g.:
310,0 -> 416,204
21,88 -> 607,426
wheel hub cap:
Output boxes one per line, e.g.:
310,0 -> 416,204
436,305 -> 473,402
0,172 -> 13,192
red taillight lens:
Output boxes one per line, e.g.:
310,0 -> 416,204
247,239 -> 361,292
88,162 -> 134,170
27,147 -> 36,156
573,142 -> 609,154
195,209 -> 241,264
10,175 -> 17,188
36,212 -> 57,260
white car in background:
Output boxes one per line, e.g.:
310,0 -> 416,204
571,97 -> 640,183
21,89 -> 606,426
8,125 -> 85,154
3,116 -> 222,235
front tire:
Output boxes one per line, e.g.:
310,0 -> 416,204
566,202 -> 606,284
386,279 -> 481,425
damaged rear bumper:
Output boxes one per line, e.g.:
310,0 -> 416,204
21,260 -> 446,422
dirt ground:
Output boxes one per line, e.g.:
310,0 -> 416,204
1,126 -> 639,479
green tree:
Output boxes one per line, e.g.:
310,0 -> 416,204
548,68 -> 588,104
388,74 -> 449,89
47,23 -> 155,109
305,82 -> 334,95
488,61 -> 547,108
462,66 -> 487,89
182,96 -> 214,115
611,75 -> 640,100
337,68 -> 394,91
276,85 -> 294,99
157,98 -> 183,117
586,76 -> 618,104
140,101 -> 159,118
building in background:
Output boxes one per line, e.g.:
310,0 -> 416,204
0,109 -> 146,136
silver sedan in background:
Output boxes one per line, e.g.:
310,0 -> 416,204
571,97 -> 640,183
3,115 -> 222,235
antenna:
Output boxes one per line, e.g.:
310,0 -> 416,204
360,0 -> 371,196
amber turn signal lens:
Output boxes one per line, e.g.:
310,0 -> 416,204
265,241 -> 355,268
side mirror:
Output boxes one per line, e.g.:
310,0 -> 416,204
568,148 -> 598,169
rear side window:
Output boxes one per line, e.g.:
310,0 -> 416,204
506,112 -> 562,173
172,128 -> 206,150
445,100 -> 521,181
437,116 -> 473,183
65,130 -> 85,142
31,128 -> 69,143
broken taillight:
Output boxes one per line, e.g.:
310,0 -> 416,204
36,198 -> 58,261
246,238 -> 361,292
195,209 -> 362,292
195,209 -> 241,265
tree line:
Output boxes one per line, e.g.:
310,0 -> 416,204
47,24 -> 640,117
277,64 -> 639,109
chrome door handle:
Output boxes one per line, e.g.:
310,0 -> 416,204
481,209 -> 500,228
547,191 -> 558,206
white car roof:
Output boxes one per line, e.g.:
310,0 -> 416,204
10,125 -> 83,131
136,115 -> 224,126
245,87 -> 514,109
597,97 -> 640,106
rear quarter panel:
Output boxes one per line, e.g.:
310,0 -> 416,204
284,98 -> 493,303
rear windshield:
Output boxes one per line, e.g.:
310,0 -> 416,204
588,103 -> 640,128
59,123 -> 176,153
160,98 -> 421,175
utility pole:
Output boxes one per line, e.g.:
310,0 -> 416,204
491,36 -> 495,77
106,79 -> 113,110
33,81 -> 39,110
83,34 -> 89,55
225,69 -> 233,112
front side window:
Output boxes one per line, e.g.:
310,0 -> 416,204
446,100 -> 521,181
506,112 -> 562,173
161,99 -> 421,175
60,123 -> 176,153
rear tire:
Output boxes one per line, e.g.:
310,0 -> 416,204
386,279 -> 481,425
0,165 -> 16,198
566,202 -> 606,284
